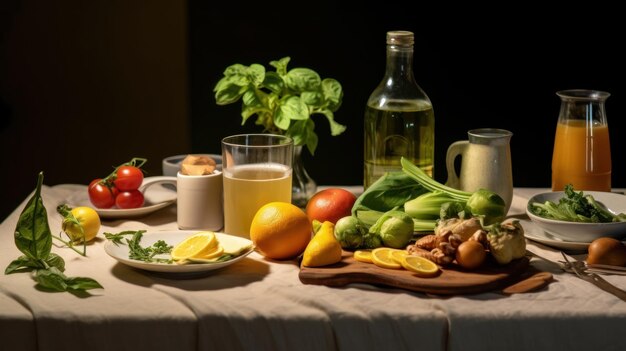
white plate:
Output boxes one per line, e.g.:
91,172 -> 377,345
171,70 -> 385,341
67,176 -> 177,219
104,230 -> 254,274
521,218 -> 591,251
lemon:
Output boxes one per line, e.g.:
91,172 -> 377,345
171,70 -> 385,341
171,232 -> 218,261
401,255 -> 440,277
391,249 -> 408,264
301,221 -> 342,267
371,248 -> 402,269
354,250 -> 373,263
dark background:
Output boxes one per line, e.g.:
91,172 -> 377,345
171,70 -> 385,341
1,1 -> 625,221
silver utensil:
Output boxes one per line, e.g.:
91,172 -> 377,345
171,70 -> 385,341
561,252 -> 626,302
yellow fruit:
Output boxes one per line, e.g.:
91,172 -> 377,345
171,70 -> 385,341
302,221 -> 342,267
250,202 -> 312,260
196,245 -> 224,259
171,232 -> 218,261
391,249 -> 408,264
371,248 -> 402,269
354,250 -> 373,263
401,255 -> 440,277
63,206 -> 101,243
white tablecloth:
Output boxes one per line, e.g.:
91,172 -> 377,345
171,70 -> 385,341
1,185 -> 626,351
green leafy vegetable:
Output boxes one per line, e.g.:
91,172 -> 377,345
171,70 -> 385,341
5,172 -> 103,293
213,56 -> 346,155
105,230 -> 173,263
530,184 -> 626,223
352,172 -> 427,215
401,157 -> 506,225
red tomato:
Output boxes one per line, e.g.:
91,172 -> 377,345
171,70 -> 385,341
305,188 -> 357,224
115,190 -> 144,209
88,179 -> 119,209
114,166 -> 144,191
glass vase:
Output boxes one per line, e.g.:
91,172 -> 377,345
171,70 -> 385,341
292,145 -> 317,207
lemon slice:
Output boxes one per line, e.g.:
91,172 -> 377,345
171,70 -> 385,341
371,248 -> 402,269
391,249 -> 408,264
171,232 -> 218,261
401,255 -> 440,277
354,250 -> 373,263
196,245 -> 224,259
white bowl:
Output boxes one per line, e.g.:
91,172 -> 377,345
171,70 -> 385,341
526,191 -> 626,243
162,154 -> 222,177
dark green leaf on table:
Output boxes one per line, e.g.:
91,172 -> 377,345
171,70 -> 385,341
5,255 -> 44,274
14,172 -> 52,261
5,172 -> 102,293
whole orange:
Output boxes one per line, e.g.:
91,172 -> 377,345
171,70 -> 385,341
305,188 -> 357,224
250,202 -> 312,260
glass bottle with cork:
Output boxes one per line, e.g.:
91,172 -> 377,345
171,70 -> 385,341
364,30 -> 435,189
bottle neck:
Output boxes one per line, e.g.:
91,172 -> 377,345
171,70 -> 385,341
385,44 -> 415,82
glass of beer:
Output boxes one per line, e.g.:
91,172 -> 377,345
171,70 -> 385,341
222,134 -> 293,238
552,90 -> 611,192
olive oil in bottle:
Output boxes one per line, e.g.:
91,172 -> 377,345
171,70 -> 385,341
363,31 -> 435,189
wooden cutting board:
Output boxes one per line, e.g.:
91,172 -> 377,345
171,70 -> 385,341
299,251 -> 550,295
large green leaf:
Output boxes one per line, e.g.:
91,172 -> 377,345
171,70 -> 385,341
352,172 -> 428,215
300,91 -> 323,107
262,72 -> 284,94
284,68 -> 321,93
275,96 -> 309,130
214,78 -> 249,105
14,172 -> 51,261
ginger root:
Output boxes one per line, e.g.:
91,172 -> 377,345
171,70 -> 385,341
180,155 -> 217,175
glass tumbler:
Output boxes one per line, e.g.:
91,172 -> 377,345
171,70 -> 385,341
552,90 -> 611,192
222,134 -> 293,238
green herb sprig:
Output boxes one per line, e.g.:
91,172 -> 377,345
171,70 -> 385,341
4,172 -> 102,293
214,57 -> 346,155
105,230 -> 173,263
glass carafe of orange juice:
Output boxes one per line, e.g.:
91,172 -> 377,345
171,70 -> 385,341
552,90 -> 611,192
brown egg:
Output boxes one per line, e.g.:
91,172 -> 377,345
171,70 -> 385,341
587,237 -> 626,266
455,241 -> 487,270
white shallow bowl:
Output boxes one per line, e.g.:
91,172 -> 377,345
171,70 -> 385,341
162,154 -> 222,177
526,191 -> 626,243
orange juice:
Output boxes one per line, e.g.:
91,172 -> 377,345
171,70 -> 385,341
552,119 -> 611,191
223,163 -> 292,238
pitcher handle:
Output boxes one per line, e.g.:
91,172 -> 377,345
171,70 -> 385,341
445,141 -> 468,188
139,176 -> 177,193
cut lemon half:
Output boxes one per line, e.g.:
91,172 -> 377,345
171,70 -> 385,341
171,232 -> 218,261
354,250 -> 373,263
371,248 -> 402,269
401,255 -> 439,277
391,249 -> 408,264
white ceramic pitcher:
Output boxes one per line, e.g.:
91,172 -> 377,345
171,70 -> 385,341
445,128 -> 513,214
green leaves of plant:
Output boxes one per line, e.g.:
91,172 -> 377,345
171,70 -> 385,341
214,56 -> 347,155
13,173 -> 51,261
284,68 -> 321,93
5,172 -> 102,293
